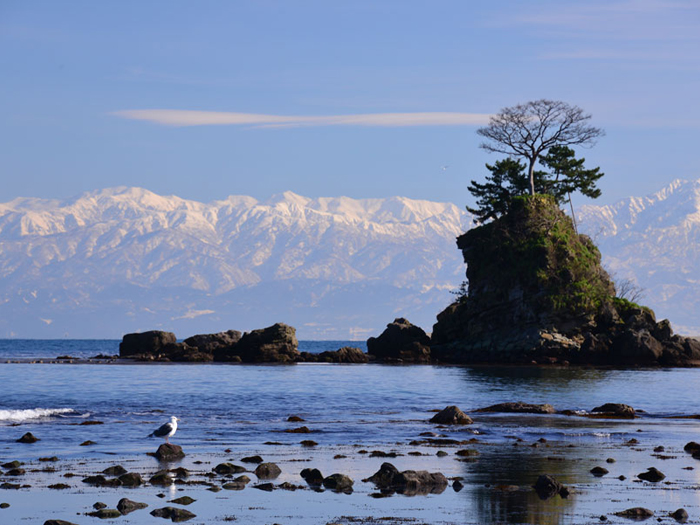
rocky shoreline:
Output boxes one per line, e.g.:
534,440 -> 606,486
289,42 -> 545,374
1,401 -> 699,524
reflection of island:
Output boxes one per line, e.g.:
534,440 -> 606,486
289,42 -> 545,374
457,442 -> 577,524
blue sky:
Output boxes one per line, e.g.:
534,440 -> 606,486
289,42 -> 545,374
1,0 -> 698,207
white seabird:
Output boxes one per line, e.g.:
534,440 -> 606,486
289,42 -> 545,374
149,416 -> 180,443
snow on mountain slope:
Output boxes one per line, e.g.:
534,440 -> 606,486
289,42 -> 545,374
578,178 -> 700,335
0,187 -> 472,338
1,181 -> 698,339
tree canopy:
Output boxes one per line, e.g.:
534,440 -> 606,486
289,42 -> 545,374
477,99 -> 604,196
467,145 -> 603,223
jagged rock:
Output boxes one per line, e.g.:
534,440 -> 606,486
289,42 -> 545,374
255,462 -> 281,479
119,331 -> 176,357
150,506 -> 196,522
591,403 -> 636,419
183,330 -> 241,354
322,473 -> 354,493
161,342 -> 213,362
637,467 -> 665,482
215,323 -> 299,363
532,474 -> 568,500
300,468 -> 324,485
156,443 -> 185,461
317,347 -> 369,363
476,402 -> 556,414
429,406 -> 473,424
17,432 -> 39,443
117,498 -> 148,515
614,507 -> 654,519
367,318 -> 431,363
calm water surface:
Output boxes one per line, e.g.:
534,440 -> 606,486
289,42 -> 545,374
1,340 -> 699,524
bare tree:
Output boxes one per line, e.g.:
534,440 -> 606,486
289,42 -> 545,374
477,100 -> 604,196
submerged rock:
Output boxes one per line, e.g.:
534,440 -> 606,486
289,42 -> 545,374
614,507 -> 654,519
532,474 -> 568,500
476,402 -> 555,414
213,463 -> 246,475
429,405 -> 473,425
88,509 -> 122,519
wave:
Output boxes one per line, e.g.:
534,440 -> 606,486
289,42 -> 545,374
0,408 -> 75,422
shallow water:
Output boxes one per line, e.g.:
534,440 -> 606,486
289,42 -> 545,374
1,340 -> 700,524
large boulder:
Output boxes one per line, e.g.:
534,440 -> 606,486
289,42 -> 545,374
216,323 -> 299,363
119,331 -> 176,357
183,330 -> 241,354
367,318 -> 431,363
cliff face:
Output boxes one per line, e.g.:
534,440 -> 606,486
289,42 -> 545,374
432,195 -> 700,366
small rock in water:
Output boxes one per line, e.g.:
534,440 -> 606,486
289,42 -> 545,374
80,440 -> 96,446
213,463 -> 246,475
670,508 -> 689,523
253,482 -> 275,491
436,451 -> 448,457
255,462 -> 282,479
285,426 -> 312,434
155,443 -> 185,461
429,405 -> 473,424
88,509 -> 122,519
615,507 -> 654,519
683,441 -> 700,454
590,466 -> 609,477
287,415 -> 305,422
300,468 -> 324,486
241,455 -> 263,464
150,507 -> 196,522
17,432 -> 39,443
118,472 -> 144,486
532,474 -> 567,500
117,498 -> 148,515
0,503 -> 10,509
301,440 -> 318,447
43,521 -> 80,525
1,461 -> 21,469
170,496 -> 196,506
102,465 -> 127,476
150,472 -> 173,486
453,480 -> 464,492
322,473 -> 354,493
591,403 -> 636,419
606,458 -> 616,463
638,467 -> 665,482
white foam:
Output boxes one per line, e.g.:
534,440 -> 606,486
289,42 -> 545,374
0,408 -> 75,422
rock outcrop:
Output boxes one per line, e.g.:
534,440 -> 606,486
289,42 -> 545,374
220,323 -> 299,363
363,462 -> 447,496
367,318 -> 431,363
430,195 -> 700,367
119,331 -> 176,357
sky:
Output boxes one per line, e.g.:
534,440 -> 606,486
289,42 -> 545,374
1,0 -> 699,208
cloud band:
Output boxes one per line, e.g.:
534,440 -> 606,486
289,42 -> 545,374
112,109 -> 491,128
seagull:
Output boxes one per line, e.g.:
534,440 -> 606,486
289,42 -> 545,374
148,416 -> 180,443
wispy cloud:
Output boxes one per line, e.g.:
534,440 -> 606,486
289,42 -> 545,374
112,109 -> 491,128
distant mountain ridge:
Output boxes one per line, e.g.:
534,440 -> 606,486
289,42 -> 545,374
0,180 -> 698,339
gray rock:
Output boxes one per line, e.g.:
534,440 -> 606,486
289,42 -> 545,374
255,462 -> 281,479
117,498 -> 148,515
322,473 -> 354,493
430,405 -> 473,424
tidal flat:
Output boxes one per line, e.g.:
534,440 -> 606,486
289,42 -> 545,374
1,344 -> 700,524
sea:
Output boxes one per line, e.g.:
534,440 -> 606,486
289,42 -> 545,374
1,339 -> 700,524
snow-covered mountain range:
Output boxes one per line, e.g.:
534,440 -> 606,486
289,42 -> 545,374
0,180 -> 698,339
